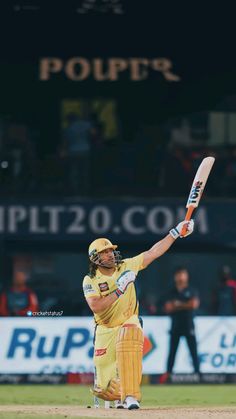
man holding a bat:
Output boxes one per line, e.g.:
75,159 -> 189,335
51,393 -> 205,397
83,220 -> 194,409
82,156 -> 215,409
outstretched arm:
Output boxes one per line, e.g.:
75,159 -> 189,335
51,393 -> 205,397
142,219 -> 194,268
143,234 -> 175,268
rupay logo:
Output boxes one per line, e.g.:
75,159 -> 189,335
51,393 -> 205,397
7,328 -> 93,359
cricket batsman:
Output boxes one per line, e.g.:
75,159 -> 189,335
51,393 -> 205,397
83,219 -> 194,409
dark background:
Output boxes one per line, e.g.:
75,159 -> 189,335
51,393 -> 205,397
0,1 -> 236,316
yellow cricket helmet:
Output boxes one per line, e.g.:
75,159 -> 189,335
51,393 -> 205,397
88,238 -> 120,266
88,238 -> 117,259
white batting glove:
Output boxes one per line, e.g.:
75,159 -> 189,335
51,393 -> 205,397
116,270 -> 136,294
169,219 -> 194,239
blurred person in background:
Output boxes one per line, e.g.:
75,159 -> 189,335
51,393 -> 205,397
160,267 -> 200,383
1,118 -> 37,194
0,269 -> 39,316
211,265 -> 236,315
221,265 -> 236,291
61,112 -> 93,194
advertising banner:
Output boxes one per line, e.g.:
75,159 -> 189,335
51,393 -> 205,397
0,200 -> 236,246
0,316 -> 235,374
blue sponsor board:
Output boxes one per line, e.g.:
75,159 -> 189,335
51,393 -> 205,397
0,317 -> 236,374
7,327 -> 93,360
0,199 -> 236,245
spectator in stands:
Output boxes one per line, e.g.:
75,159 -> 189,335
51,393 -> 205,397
4,119 -> 37,193
90,113 -> 104,150
222,265 -> 236,291
61,112 -> 93,194
160,267 -> 200,383
0,269 -> 39,316
211,266 -> 236,315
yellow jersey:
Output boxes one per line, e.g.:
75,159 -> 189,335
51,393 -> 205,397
83,253 -> 145,327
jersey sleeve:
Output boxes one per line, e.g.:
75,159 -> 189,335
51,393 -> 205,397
123,253 -> 145,273
83,275 -> 100,299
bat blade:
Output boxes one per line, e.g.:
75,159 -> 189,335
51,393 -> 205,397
181,156 -> 215,235
186,156 -> 215,209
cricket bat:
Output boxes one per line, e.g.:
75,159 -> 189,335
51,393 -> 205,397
181,156 -> 215,235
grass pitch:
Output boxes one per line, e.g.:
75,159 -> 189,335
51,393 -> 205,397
0,384 -> 235,419
0,384 -> 235,406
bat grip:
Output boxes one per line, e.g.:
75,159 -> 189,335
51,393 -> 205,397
181,206 -> 194,236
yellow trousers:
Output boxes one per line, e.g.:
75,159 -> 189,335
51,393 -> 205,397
93,314 -> 141,389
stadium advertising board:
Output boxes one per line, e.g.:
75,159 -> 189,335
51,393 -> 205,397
39,57 -> 181,82
0,200 -> 235,246
0,317 -> 235,374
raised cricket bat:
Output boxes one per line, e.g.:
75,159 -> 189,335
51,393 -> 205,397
181,156 -> 215,235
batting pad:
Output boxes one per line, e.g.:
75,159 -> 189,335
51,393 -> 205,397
91,378 -> 121,401
116,325 -> 144,401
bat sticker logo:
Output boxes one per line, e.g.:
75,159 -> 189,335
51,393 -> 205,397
188,181 -> 203,204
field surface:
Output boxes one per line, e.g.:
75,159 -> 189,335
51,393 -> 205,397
0,385 -> 235,419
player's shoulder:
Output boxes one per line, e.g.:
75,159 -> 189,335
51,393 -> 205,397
121,258 -> 129,266
121,258 -> 134,270
82,274 -> 100,298
123,253 -> 144,268
83,274 -> 93,284
123,252 -> 143,263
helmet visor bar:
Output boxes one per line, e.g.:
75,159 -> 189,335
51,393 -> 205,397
90,250 -> 122,267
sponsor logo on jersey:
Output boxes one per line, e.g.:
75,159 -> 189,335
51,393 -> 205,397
83,284 -> 96,295
98,282 -> 109,292
95,348 -> 107,356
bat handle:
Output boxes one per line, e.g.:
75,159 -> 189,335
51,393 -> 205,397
181,206 -> 194,236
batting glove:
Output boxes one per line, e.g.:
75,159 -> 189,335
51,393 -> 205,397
169,219 -> 194,239
115,270 -> 136,297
